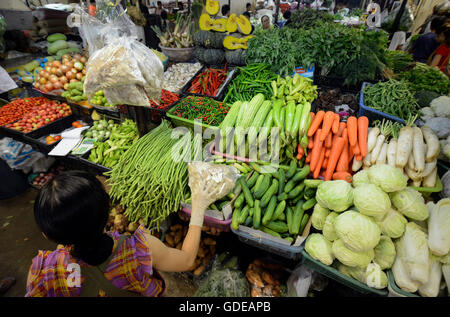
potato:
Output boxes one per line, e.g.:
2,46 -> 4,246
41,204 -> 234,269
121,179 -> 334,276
246,270 -> 264,288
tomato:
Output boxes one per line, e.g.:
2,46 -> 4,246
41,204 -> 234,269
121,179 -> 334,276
54,135 -> 62,141
46,136 -> 55,144
72,121 -> 81,127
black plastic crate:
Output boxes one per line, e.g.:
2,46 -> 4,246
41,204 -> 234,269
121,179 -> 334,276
77,151 -> 112,176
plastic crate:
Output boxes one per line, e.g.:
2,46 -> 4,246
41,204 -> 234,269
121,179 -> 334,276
182,65 -> 236,101
300,249 -> 388,296
230,225 -> 303,261
387,270 -> 419,297
359,82 -> 419,125
166,97 -> 222,131
76,151 -> 112,176
168,62 -> 205,96
179,203 -> 232,232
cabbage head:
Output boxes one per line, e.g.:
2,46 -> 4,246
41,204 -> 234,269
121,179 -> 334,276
390,188 -> 429,221
334,210 -> 381,252
367,164 -> 407,192
353,184 -> 391,218
305,233 -> 334,265
311,204 -> 330,230
323,212 -> 339,241
376,208 -> 407,238
364,262 -> 388,289
352,170 -> 370,187
316,180 -> 354,212
332,239 -> 375,268
374,236 -> 396,270
337,262 -> 366,283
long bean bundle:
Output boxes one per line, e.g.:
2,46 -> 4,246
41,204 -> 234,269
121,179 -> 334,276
106,121 -> 202,228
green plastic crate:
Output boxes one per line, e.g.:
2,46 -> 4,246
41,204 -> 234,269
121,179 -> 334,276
300,249 -> 388,296
387,270 -> 419,297
166,98 -> 221,131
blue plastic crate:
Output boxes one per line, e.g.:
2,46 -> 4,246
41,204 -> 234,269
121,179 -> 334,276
359,82 -> 419,125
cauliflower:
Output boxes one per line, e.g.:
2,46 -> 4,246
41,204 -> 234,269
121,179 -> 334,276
430,96 -> 450,119
420,107 -> 435,122
425,117 -> 450,139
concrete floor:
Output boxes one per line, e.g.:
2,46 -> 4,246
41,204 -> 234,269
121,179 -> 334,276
0,187 -> 197,297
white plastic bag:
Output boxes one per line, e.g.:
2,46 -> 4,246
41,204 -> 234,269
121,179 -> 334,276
0,137 -> 44,172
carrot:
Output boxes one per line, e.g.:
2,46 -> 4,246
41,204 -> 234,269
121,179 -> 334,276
332,113 -> 339,134
319,170 -> 326,178
325,148 -> 331,158
308,136 -> 314,149
325,131 -> 332,148
322,157 -> 328,169
319,111 -> 335,141
324,137 -> 345,181
297,144 -> 305,159
333,171 -> 353,183
309,128 -> 323,172
358,116 -> 369,157
353,142 -> 360,156
348,142 -> 355,162
336,128 -> 349,172
307,111 -> 325,137
314,147 -> 326,178
347,116 -> 358,147
355,154 -> 362,161
305,151 -> 311,163
337,121 -> 346,137
310,112 -> 315,123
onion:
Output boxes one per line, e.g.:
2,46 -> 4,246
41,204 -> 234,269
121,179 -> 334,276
63,83 -> 70,90
50,67 -> 58,74
66,61 -> 74,69
59,76 -> 68,84
82,68 -> 86,75
73,54 -> 82,61
44,82 -> 53,91
45,66 -> 52,73
39,77 -> 47,85
53,82 -> 62,90
55,69 -> 63,77
39,70 -> 46,77
71,68 -> 78,74
80,56 -> 87,64
66,71 -> 75,79
70,79 -> 79,83
61,65 -> 69,73
76,73 -> 83,80
42,71 -> 50,79
34,82 -> 40,89
50,76 -> 59,84
52,60 -> 61,68
62,54 -> 70,60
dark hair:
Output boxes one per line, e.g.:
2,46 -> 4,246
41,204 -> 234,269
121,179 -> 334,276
246,2 -> 251,9
34,170 -> 113,266
161,10 -> 168,20
283,10 -> 291,20
157,1 -> 162,5
443,27 -> 450,45
261,15 -> 270,22
431,16 -> 447,32
243,11 -> 250,19
222,4 -> 230,16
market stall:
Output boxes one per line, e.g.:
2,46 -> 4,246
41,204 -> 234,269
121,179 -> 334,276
0,0 -> 449,298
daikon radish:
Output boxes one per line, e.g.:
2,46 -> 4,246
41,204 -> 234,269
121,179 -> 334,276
422,160 -> 437,178
412,127 -> 425,173
387,139 -> 397,166
363,152 -> 372,167
371,134 -> 385,164
367,127 -> 379,153
422,167 -> 437,188
352,156 -> 363,172
408,152 -> 415,171
376,142 -> 388,165
421,126 -> 440,163
413,180 -> 422,187
405,165 -> 422,182
396,126 -> 413,168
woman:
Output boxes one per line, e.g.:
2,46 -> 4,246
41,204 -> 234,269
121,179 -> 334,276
261,15 -> 272,30
429,26 -> 450,73
26,171 -> 207,297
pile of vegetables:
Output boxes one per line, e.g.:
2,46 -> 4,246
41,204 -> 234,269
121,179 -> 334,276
420,96 -> 450,162
162,62 -> 202,93
31,165 -> 65,188
5,100 -> 72,133
223,63 -> 277,104
398,63 -> 450,95
106,204 -> 141,235
178,210 -> 225,236
171,96 -> 229,126
88,90 -> 114,108
0,97 -> 48,127
149,89 -> 179,110
315,88 -> 359,119
47,33 -> 81,57
83,119 -> 116,142
246,259 -> 287,297
306,113 -> 369,182
152,13 -> 194,48
384,50 -> 413,74
270,74 -> 317,105
352,117 -> 441,188
164,223 -> 217,276
61,81 -> 87,103
362,79 -> 420,121
231,160 -> 319,244
33,53 -> 87,94
188,67 -> 228,96
107,121 -> 202,227
88,119 -> 138,168
287,8 -> 334,30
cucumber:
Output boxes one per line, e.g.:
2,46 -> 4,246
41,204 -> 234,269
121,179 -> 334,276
261,226 -> 282,239
240,177 -> 254,208
284,179 -> 296,193
286,160 -> 297,179
303,187 -> 316,200
249,207 -> 254,217
277,192 -> 288,201
291,165 -> 311,182
287,183 -> 306,199
271,200 -> 286,222
284,237 -> 294,243
238,205 -> 250,224
266,221 -> 289,233
254,174 -> 272,199
249,162 -> 263,174
234,193 -> 245,209
286,207 -> 294,234
299,214 -> 310,234
292,200 -> 305,235
262,196 -> 277,226
252,174 -> 265,193
277,212 -> 286,221
304,179 -> 324,188
244,215 -> 253,227
231,208 -> 241,230
246,171 -> 259,188
292,193 -> 304,205
278,168 -> 285,195
233,177 -> 243,194
253,200 -> 261,229
302,198 -> 317,210
260,179 -> 279,208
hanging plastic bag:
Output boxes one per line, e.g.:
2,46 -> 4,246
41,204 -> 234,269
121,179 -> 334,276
286,264 -> 329,297
0,138 -> 44,172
